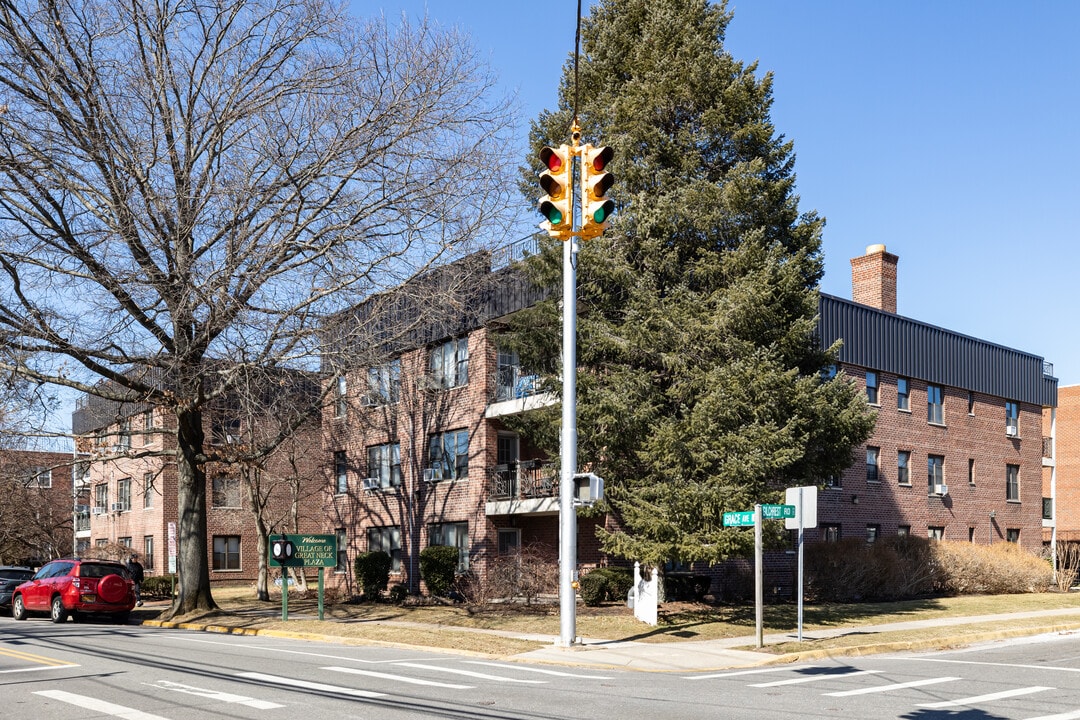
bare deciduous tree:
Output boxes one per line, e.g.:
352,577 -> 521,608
0,0 -> 518,616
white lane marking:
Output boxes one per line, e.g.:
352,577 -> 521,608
34,690 -> 170,720
751,669 -> 882,687
393,661 -> 547,684
685,665 -> 824,680
901,657 -> 1080,674
0,665 -> 80,674
917,685 -> 1054,708
825,676 -> 961,696
1026,710 -> 1080,720
324,666 -> 472,689
147,680 -> 284,709
465,661 -> 614,679
170,636 -> 426,664
236,672 -> 386,698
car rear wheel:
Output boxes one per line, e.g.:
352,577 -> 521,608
12,595 -> 27,621
50,595 -> 68,623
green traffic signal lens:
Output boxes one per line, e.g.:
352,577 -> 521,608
548,208 -> 563,225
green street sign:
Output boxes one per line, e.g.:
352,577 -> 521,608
268,534 -> 337,568
762,504 -> 796,519
723,511 -> 755,527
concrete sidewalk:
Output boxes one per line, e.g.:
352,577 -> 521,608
138,602 -> 1080,673
514,606 -> 1080,672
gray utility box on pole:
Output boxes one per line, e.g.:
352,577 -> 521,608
572,473 -> 604,505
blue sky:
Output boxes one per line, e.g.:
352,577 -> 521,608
366,1 -> 1080,387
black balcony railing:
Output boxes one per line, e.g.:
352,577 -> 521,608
493,367 -> 542,403
487,460 -> 557,502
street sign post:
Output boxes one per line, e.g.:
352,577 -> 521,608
723,503 -> 796,648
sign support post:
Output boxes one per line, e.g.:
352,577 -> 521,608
754,503 -> 763,649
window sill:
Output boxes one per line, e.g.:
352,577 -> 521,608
898,408 -> 911,414
211,568 -> 243,573
898,482 -> 912,487
1006,499 -> 1021,504
867,402 -> 881,408
928,422 -> 947,429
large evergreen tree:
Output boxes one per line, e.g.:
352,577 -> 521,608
506,0 -> 875,568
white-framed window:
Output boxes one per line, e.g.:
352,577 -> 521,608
21,466 -> 52,488
897,450 -> 910,485
927,385 -> 944,424
1006,528 -> 1020,543
866,447 -> 880,482
368,526 -> 401,572
967,391 -> 976,415
1005,401 -> 1019,436
866,524 -> 880,544
211,476 -> 242,508
143,536 -> 154,570
897,377 -> 910,411
334,450 -> 349,494
142,409 -> 154,444
822,524 -> 841,542
928,454 -> 944,492
429,430 -> 469,480
143,472 -> 154,508
897,525 -> 911,537
117,477 -> 132,511
429,521 -> 469,572
430,338 -> 469,389
366,359 -> 401,405
94,483 -> 108,511
213,536 -> 241,570
335,528 -> 347,573
1006,463 -> 1020,501
367,443 -> 402,488
334,375 -> 347,418
117,418 -> 132,450
865,371 -> 879,405
928,526 -> 945,541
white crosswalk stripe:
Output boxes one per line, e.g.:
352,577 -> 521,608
750,669 -> 881,687
324,665 -> 472,689
235,671 -> 386,698
824,676 -> 960,696
465,661 -> 614,679
392,661 -> 547,684
1025,710 -> 1080,720
685,665 -> 824,681
34,690 -> 170,720
917,685 -> 1054,708
148,680 -> 284,709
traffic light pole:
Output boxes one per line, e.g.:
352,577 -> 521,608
558,141 -> 580,649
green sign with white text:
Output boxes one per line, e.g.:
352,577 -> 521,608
268,533 -> 337,568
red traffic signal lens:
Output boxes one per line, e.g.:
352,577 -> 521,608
540,146 -> 564,173
587,146 -> 613,172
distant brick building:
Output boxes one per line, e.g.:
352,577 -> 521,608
71,377 -> 323,584
818,245 -> 1056,553
1047,385 -> 1079,544
0,449 -> 83,565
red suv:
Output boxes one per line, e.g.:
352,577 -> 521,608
12,558 -> 136,623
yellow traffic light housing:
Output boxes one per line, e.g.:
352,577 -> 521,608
580,144 -> 614,240
538,145 -> 573,239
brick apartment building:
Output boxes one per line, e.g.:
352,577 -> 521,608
1048,385 -> 1079,544
325,244 -> 1058,595
817,245 -> 1057,553
72,379 -> 324,584
0,449 -> 84,565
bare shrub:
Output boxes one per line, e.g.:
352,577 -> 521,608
458,543 -> 558,607
1056,541 -> 1080,591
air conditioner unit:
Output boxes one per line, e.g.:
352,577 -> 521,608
91,506 -> 106,515
225,433 -> 241,444
74,504 -> 90,514
110,502 -> 125,511
933,484 -> 949,497
1006,425 -> 1018,437
362,477 -> 381,491
422,468 -> 442,483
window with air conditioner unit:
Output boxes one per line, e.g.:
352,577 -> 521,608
110,502 -> 125,512
933,484 -> 949,497
423,467 -> 443,483
1006,401 -> 1019,437
92,506 -> 106,515
362,477 -> 381,491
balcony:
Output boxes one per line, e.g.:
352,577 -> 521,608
485,460 -> 558,516
486,369 -> 556,419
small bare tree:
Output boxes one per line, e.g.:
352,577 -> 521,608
0,0 -> 517,617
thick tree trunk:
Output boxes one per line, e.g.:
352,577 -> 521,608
165,406 -> 217,618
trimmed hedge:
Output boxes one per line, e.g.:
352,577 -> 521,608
419,545 -> 459,597
142,575 -> 175,598
354,551 -> 392,599
579,567 -> 635,606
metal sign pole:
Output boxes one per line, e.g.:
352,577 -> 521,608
755,503 -> 763,649
797,487 -> 804,642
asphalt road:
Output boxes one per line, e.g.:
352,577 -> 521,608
4,615 -> 1080,719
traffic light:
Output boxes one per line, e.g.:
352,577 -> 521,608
580,144 -> 614,240
271,536 -> 295,562
538,144 -> 573,238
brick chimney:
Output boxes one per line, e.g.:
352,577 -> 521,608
851,244 -> 898,313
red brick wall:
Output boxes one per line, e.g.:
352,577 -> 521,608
850,246 -> 898,313
817,366 -> 1045,552
1053,385 -> 1080,540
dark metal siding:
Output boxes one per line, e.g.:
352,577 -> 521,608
819,294 -> 1057,407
